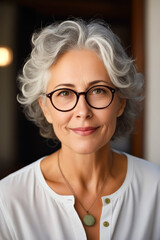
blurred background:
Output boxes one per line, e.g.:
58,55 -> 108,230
0,0 -> 160,179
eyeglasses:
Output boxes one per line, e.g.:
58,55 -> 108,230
46,85 -> 117,112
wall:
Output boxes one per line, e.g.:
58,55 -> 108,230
144,0 -> 160,165
0,2 -> 18,170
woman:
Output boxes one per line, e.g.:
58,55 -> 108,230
0,19 -> 160,240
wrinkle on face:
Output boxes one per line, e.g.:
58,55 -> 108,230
40,49 -> 126,155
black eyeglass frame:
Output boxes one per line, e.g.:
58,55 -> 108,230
46,85 -> 117,112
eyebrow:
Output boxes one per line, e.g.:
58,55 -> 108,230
54,80 -> 111,89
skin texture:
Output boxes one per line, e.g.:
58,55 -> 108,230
40,49 -> 125,155
39,49 -> 127,240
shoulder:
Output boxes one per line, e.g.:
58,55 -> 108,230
0,158 -> 43,200
128,153 -> 160,175
126,153 -> 160,189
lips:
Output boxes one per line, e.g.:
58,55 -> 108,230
70,127 -> 99,136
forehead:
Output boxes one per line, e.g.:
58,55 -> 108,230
48,49 -> 112,90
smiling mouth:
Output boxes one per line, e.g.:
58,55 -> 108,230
70,127 -> 99,136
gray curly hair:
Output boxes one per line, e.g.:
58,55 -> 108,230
17,19 -> 144,140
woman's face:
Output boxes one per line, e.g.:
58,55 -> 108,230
40,49 -> 126,154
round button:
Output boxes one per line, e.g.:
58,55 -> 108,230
103,221 -> 109,227
105,198 -> 110,204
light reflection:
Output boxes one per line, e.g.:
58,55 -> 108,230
0,47 -> 13,67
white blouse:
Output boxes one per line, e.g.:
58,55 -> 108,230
0,153 -> 160,240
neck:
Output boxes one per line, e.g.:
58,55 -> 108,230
58,144 -> 113,193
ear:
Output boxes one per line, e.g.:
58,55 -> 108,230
117,98 -> 126,117
38,97 -> 53,124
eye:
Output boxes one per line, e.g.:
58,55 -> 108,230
59,91 -> 69,96
92,87 -> 108,95
93,89 -> 103,94
57,90 -> 73,97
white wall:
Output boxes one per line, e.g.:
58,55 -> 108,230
144,0 -> 160,165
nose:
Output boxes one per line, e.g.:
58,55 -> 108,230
75,94 -> 93,119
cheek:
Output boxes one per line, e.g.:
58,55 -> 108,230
101,107 -> 118,124
49,111 -> 71,137
100,109 -> 118,136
